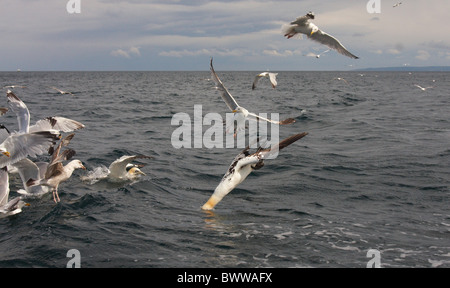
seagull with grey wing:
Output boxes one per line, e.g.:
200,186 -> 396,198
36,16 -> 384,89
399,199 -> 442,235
210,58 -> 295,135
282,12 -> 359,59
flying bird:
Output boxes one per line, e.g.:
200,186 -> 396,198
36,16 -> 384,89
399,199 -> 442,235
7,90 -> 85,135
0,130 -> 61,168
414,84 -> 433,91
26,133 -> 86,203
202,132 -> 308,210
393,2 -> 402,8
210,58 -> 295,134
0,167 -> 29,218
49,86 -> 73,95
3,85 -> 26,89
12,158 -> 51,197
282,12 -> 359,59
252,72 -> 278,90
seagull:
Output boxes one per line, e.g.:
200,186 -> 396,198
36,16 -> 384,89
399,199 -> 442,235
252,72 -> 278,90
26,133 -> 85,203
0,130 -> 61,168
202,132 -> 308,210
3,85 -> 26,89
282,12 -> 359,59
13,158 -> 51,197
7,90 -> 85,134
414,84 -> 433,91
0,167 -> 29,218
49,86 -> 73,95
210,58 -> 295,134
393,2 -> 402,8
334,77 -> 349,85
81,155 -> 152,184
306,49 -> 330,58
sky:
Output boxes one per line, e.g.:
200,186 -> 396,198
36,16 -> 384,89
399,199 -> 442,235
1,0 -> 450,71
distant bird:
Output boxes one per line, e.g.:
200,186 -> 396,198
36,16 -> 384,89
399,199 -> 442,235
393,2 -> 402,8
306,49 -> 330,58
282,12 -> 359,59
26,133 -> 85,203
414,84 -> 433,91
0,108 -> 7,116
3,85 -> 26,89
202,132 -> 308,210
252,72 -> 278,90
49,86 -> 73,95
210,58 -> 295,134
81,155 -> 152,184
334,77 -> 349,85
0,167 -> 29,218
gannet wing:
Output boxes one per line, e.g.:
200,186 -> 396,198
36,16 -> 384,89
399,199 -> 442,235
108,155 -> 152,179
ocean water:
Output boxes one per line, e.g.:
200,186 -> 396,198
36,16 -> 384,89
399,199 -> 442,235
0,70 -> 448,268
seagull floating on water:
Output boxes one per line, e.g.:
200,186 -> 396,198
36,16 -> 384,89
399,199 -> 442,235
282,12 -> 359,59
210,58 -> 295,134
26,133 -> 85,203
0,167 -> 29,218
252,72 -> 278,90
202,132 -> 308,210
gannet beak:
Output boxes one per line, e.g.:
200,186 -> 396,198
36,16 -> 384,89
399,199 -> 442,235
202,196 -> 221,211
2,151 -> 10,157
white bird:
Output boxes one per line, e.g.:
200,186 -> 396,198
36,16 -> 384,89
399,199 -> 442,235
81,155 -> 152,184
393,2 -> 402,8
252,72 -> 278,90
414,84 -> 433,91
0,130 -> 60,168
26,133 -> 85,203
3,85 -> 26,89
49,86 -> 73,95
306,49 -> 330,58
0,167 -> 28,218
282,12 -> 359,59
202,132 -> 308,210
334,77 -> 349,85
7,90 -> 85,134
13,158 -> 51,197
210,59 -> 295,134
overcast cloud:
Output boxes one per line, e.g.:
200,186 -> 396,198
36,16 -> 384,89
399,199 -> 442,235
1,0 -> 449,71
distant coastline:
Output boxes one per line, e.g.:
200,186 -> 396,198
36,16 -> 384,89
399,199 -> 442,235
355,66 -> 450,72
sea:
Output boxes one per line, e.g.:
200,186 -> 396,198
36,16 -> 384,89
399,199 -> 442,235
0,69 -> 448,269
